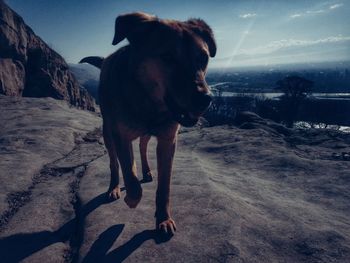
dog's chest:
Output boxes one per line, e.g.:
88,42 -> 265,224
116,122 -> 146,141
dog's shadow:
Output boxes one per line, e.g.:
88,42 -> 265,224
0,180 -> 170,263
82,225 -> 170,263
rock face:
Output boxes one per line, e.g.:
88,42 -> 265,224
0,1 -> 96,111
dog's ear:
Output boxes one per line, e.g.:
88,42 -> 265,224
112,12 -> 158,45
186,19 -> 216,57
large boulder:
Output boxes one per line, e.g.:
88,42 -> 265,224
0,0 -> 96,111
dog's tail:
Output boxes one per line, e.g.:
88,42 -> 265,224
79,56 -> 104,69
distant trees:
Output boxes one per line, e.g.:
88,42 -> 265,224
276,76 -> 313,99
204,76 -> 349,129
205,87 -> 235,125
276,76 -> 313,127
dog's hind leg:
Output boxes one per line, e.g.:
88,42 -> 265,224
114,135 -> 142,209
139,135 -> 153,182
102,123 -> 121,200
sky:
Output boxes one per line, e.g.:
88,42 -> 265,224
5,0 -> 350,68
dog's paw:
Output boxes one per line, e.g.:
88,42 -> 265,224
107,186 -> 121,200
143,171 -> 153,182
124,194 -> 142,208
157,218 -> 177,236
124,179 -> 142,208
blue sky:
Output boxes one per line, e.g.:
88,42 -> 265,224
5,0 -> 350,68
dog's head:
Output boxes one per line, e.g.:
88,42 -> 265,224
112,12 -> 216,127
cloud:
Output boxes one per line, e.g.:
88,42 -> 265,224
290,13 -> 302,18
290,9 -> 325,18
242,36 -> 350,55
239,13 -> 256,19
306,10 -> 325,14
290,3 -> 344,19
212,36 -> 350,67
329,3 -> 343,9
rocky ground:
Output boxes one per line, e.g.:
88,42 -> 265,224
0,95 -> 349,263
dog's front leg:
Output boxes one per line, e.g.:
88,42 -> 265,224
102,123 -> 121,200
114,135 -> 142,208
155,134 -> 177,235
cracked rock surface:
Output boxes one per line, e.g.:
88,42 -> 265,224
0,95 -> 102,262
0,95 -> 350,263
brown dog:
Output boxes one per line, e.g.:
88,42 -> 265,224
80,12 -> 216,235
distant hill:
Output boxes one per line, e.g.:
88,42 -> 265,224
210,60 -> 350,73
207,61 -> 350,93
69,63 -> 100,103
0,1 -> 96,111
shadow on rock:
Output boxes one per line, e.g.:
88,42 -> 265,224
0,178 -> 162,263
83,226 -> 171,263
0,193 -> 111,263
